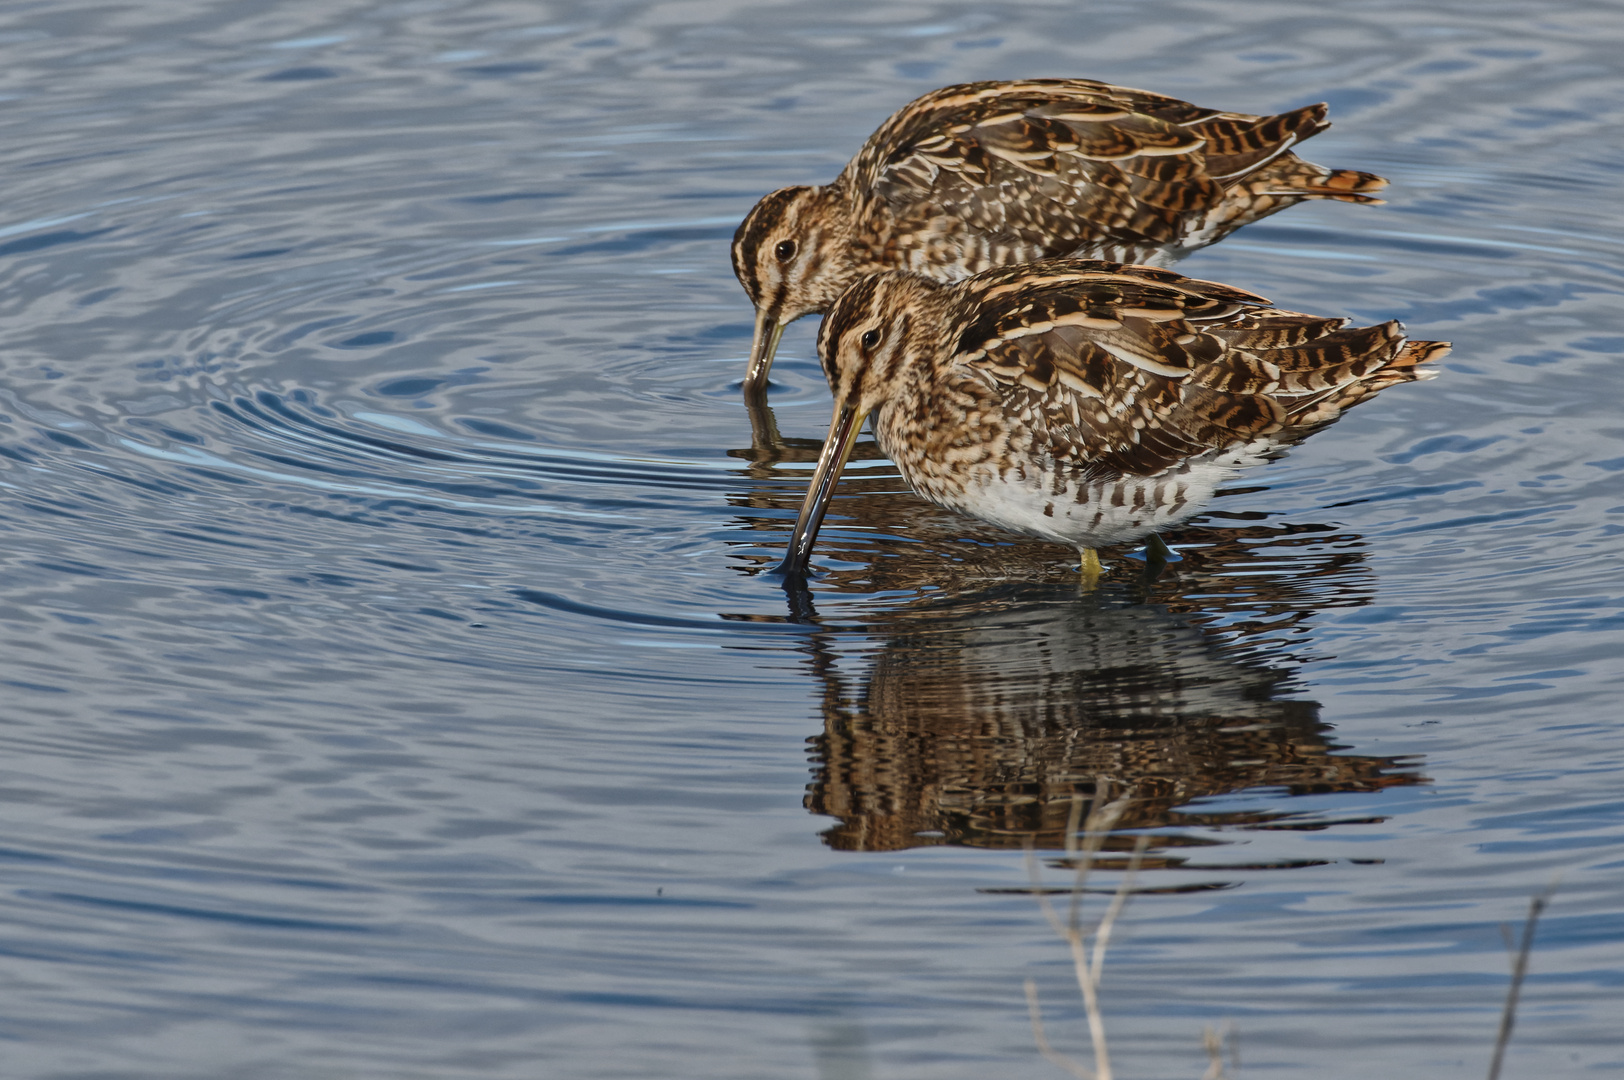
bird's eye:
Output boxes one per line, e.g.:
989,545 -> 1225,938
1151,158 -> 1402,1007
860,329 -> 881,350
774,239 -> 797,261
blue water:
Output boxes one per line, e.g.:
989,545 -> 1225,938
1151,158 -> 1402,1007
1,1 -> 1621,1077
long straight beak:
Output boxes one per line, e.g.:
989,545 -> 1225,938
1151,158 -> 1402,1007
743,309 -> 785,396
773,403 -> 868,577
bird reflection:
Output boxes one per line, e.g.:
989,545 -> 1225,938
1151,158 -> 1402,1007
725,402 -> 1427,855
800,591 -> 1421,853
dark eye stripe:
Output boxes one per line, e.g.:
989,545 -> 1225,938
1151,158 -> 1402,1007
819,275 -> 883,373
732,188 -> 803,304
729,223 -> 756,300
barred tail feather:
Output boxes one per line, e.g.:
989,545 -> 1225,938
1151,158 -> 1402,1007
1281,331 -> 1448,429
1251,158 -> 1389,204
1390,338 -> 1452,372
1199,102 -> 1332,181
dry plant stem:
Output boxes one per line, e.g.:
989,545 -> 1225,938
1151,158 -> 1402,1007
1202,1026 -> 1224,1080
1030,791 -> 1113,938
1090,835 -> 1149,990
1071,912 -> 1110,1080
1024,785 -> 1141,1080
1487,889 -> 1552,1080
1065,793 -> 1088,935
1202,1021 -> 1235,1080
1073,791 -> 1127,1080
1025,978 -> 1095,1080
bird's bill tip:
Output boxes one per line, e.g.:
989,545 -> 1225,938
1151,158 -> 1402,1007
771,404 -> 866,579
742,311 -> 785,396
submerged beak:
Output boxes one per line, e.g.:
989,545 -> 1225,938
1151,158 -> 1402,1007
743,309 -> 786,396
773,403 -> 868,577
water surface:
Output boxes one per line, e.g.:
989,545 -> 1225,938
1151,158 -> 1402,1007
1,1 -> 1622,1077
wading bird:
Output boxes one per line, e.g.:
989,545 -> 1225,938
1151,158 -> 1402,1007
775,260 -> 1445,581
733,79 -> 1387,395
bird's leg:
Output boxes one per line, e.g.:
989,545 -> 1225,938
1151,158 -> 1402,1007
1077,547 -> 1103,588
1139,533 -> 1173,585
1144,533 -> 1174,565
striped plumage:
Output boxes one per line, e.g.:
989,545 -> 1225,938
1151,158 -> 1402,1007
733,79 -> 1388,392
776,260 -> 1447,578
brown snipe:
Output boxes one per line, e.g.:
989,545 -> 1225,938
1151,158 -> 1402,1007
775,260 -> 1446,580
733,79 -> 1388,393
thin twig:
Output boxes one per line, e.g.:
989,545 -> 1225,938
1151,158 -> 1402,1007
1076,788 -> 1134,1080
1067,831 -> 1144,1080
1028,837 -> 1069,941
1025,781 -> 1144,1080
1025,978 -> 1095,1080
1202,1025 -> 1225,1080
1487,887 -> 1555,1080
1066,791 -> 1090,935
1201,1020 -> 1235,1080
1050,791 -> 1109,1080
1028,791 -> 1097,941
1067,915 -> 1108,1080
1090,835 -> 1150,989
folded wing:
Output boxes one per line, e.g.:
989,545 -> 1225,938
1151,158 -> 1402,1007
849,79 -> 1363,262
945,261 -> 1446,480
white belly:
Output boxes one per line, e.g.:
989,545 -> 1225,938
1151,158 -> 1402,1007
903,440 -> 1279,551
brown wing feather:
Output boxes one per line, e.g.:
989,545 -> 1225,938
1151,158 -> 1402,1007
944,262 -> 1447,478
846,80 -> 1345,261
1194,102 -> 1328,180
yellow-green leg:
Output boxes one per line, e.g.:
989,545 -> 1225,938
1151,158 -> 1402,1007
1077,547 -> 1103,587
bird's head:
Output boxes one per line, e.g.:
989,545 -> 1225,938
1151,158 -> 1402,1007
731,185 -> 856,393
774,272 -> 948,578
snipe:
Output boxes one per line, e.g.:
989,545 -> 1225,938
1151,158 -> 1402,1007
733,79 -> 1388,394
775,260 -> 1446,580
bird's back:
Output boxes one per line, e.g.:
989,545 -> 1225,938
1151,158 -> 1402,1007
840,80 -> 1386,271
